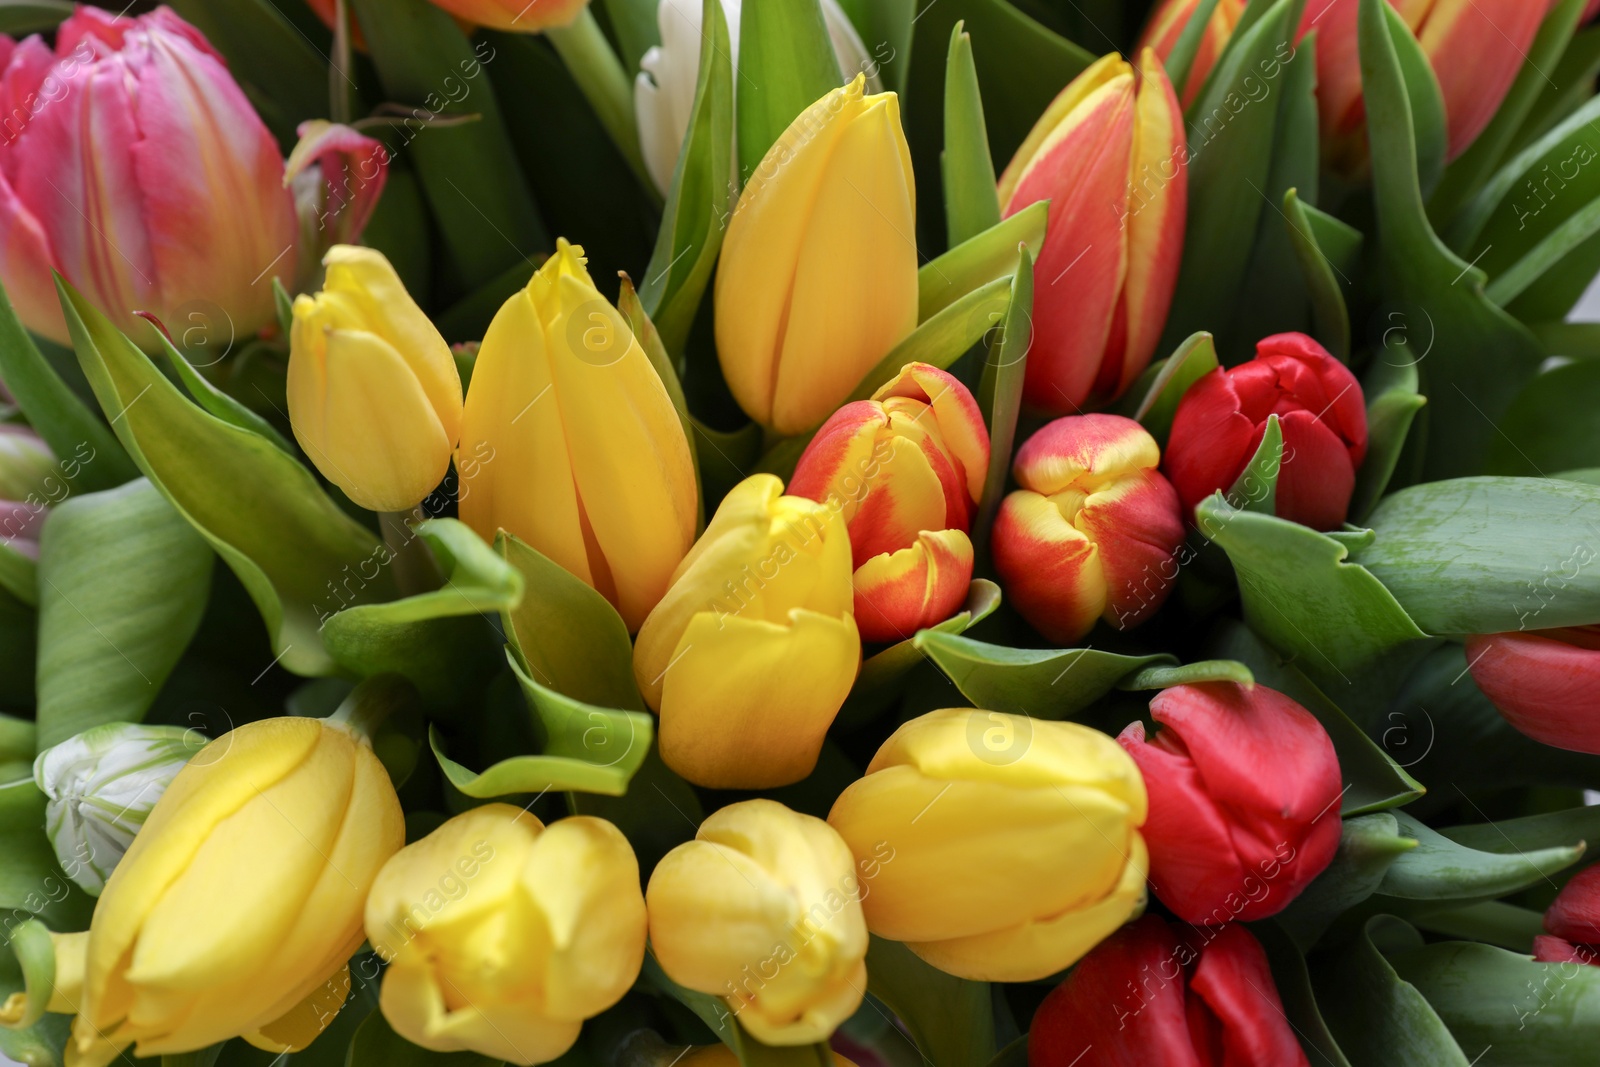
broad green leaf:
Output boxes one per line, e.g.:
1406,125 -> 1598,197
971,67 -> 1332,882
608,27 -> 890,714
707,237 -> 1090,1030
1357,0 -> 1542,478
1225,414 -> 1282,515
1511,24 -> 1600,159
1163,0 -> 1225,99
1283,189 -> 1357,360
60,278 -> 392,677
0,779 -> 93,932
1484,360 -> 1600,476
601,0 -> 660,73
918,203 -> 1046,323
150,329 -> 294,456
1310,915 -> 1470,1066
1208,619 -> 1426,814
833,0 -> 912,95
321,521 -> 522,707
941,21 -> 1001,247
1533,320 -> 1600,358
971,248 -> 1032,563
347,1006 -> 497,1067
0,715 -> 31,763
1350,355 -> 1426,520
867,936 -> 995,1067
843,276 -> 1012,408
0,282 -> 131,492
1389,939 -> 1600,1062
351,0 -> 548,290
640,953 -> 835,1066
1277,813 -> 1419,951
1255,922 -> 1354,1067
914,631 -> 1173,719
1128,332 -> 1219,446
1376,811 -> 1583,901
639,0 -> 734,355
1408,901 -> 1546,953
35,479 -> 212,748
1354,476 -> 1600,633
1444,805 -> 1600,854
736,0 -> 842,182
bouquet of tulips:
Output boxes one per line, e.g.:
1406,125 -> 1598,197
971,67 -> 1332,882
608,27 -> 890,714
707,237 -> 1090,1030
4,0 -> 1600,1063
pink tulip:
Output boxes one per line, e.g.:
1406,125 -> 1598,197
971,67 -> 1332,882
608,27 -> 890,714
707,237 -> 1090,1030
0,7 -> 381,349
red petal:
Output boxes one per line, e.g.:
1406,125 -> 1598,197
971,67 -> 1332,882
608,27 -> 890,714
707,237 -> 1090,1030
1275,409 -> 1356,530
1465,632 -> 1600,755
1187,925 -> 1311,1067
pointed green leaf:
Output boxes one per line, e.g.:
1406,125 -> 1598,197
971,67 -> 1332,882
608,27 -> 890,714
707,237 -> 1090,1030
149,327 -> 295,456
736,0 -> 842,182
1378,811 -> 1584,901
1381,2 -> 1446,198
1350,355 -> 1426,520
1442,805 -> 1600,854
1118,660 -> 1255,690
972,248 -> 1032,563
914,631 -> 1174,719
1127,332 -> 1219,446
1277,813 -> 1419,950
1484,360 -> 1600,476
918,202 -> 1046,323
1283,189 -> 1357,360
942,21 -> 1001,247
1225,413 -> 1282,515
1163,0 -> 1225,100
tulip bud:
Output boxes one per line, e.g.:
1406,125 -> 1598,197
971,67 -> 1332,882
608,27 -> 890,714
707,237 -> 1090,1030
1137,0 -> 1248,108
287,246 -> 462,513
632,474 -> 859,788
1164,332 -> 1367,531
365,804 -> 646,1065
1117,682 -> 1342,925
715,75 -> 918,435
998,50 -> 1185,415
424,0 -> 589,31
34,722 -> 201,895
1533,863 -> 1600,965
0,424 -> 56,559
458,239 -> 697,632
991,414 -> 1183,645
827,708 -> 1147,982
1465,627 -> 1600,755
672,1046 -> 858,1067
646,800 -> 868,1045
634,0 -> 881,196
789,362 -> 989,643
0,7 -> 299,347
63,715 -> 403,1062
1029,916 -> 1310,1067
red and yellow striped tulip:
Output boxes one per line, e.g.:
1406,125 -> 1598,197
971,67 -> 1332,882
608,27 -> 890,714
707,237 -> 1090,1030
1137,0 -> 1249,108
992,414 -> 1184,645
425,0 -> 587,32
788,362 -> 989,643
998,51 -> 1186,416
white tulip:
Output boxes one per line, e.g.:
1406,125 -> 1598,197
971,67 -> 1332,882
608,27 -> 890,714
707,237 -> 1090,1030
635,0 -> 884,196
35,721 -> 203,895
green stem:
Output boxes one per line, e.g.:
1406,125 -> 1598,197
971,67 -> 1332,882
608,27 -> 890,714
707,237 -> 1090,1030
327,675 -> 415,741
330,0 -> 354,126
381,509 -> 442,597
546,8 -> 659,203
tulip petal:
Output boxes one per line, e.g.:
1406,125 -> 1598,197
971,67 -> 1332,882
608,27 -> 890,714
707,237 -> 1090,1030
647,839 -> 799,991
873,362 -> 989,503
853,528 -> 973,644
1076,469 -> 1184,630
1466,631 -> 1600,755
1413,0 -> 1545,159
1013,412 -> 1163,495
844,433 -> 954,566
1164,368 -> 1257,517
285,121 -> 389,249
380,953 -> 582,1066
1274,409 -> 1357,531
242,966 -> 350,1053
991,489 -> 1105,645
0,165 -> 65,343
1187,924 -> 1311,1066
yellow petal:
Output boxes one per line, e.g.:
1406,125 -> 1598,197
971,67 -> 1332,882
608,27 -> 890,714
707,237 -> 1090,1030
379,953 -> 581,1067
241,965 -> 350,1053
647,840 -> 795,992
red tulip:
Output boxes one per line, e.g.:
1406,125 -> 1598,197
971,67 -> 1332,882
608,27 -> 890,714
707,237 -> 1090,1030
1137,0 -> 1249,109
1465,627 -> 1600,755
1117,682 -> 1342,925
1164,332 -> 1367,531
997,50 -> 1186,415
1533,863 -> 1600,966
992,414 -> 1184,645
788,362 -> 988,643
1029,915 -> 1309,1067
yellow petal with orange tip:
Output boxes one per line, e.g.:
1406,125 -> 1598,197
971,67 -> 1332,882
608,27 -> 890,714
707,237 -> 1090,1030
872,362 -> 990,504
853,528 -> 974,644
991,489 -> 1107,645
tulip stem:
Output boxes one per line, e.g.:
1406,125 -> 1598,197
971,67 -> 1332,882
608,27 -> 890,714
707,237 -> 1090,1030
381,510 -> 443,597
546,9 -> 659,205
330,0 -> 354,126
327,675 -> 415,740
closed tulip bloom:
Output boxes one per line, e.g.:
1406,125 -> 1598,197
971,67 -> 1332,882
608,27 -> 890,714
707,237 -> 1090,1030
715,75 -> 917,435
992,414 -> 1183,645
1533,864 -> 1600,965
633,475 -> 859,788
458,239 -> 696,631
425,0 -> 588,32
647,800 -> 868,1045
365,805 -> 646,1065
827,709 -> 1148,982
59,715 -> 402,1064
1138,0 -> 1248,108
287,246 -> 462,513
1029,916 -> 1309,1067
998,51 -> 1185,415
1164,332 -> 1367,531
634,0 -> 880,195
0,7 -> 298,347
789,362 -> 989,643
1117,682 -> 1341,925
1465,627 -> 1600,755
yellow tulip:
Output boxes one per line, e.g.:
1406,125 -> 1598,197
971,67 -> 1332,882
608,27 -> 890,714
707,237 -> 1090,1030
457,239 -> 697,631
0,928 -> 88,1027
60,716 -> 404,1066
715,74 -> 918,436
364,804 -> 646,1066
632,475 -> 859,788
676,1043 -> 859,1067
287,245 -> 462,512
827,709 -> 1148,982
646,800 -> 867,1045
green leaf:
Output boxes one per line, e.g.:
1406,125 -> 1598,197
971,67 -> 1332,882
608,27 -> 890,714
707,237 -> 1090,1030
351,0 -> 548,291
1277,813 -> 1419,950
736,0 -> 843,183
1357,0 -> 1543,478
1254,922 -> 1354,1067
1350,355 -> 1426,521
640,953 -> 835,1066
1164,0 -> 1225,100
0,779 -> 93,932
0,1 -> 71,34
914,631 -> 1174,719
639,0 -> 734,356
0,282 -> 132,493
866,936 -> 995,1067
544,9 -> 652,195
1127,332 -> 1219,446
1354,476 -> 1600,633
1511,24 -> 1600,159
149,328 -> 295,457
1377,811 -> 1583,901
1408,900 -> 1546,953
34,479 -> 212,748
1484,360 -> 1600,476
1225,413 -> 1282,515
918,203 -> 1046,323
321,521 -> 523,706
941,21 -> 1001,248
834,0 -> 912,95
1118,660 -> 1255,690
1389,939 -> 1600,1062
1381,2 -> 1447,198
1310,916 -> 1471,1066
601,0 -> 659,73
971,248 -> 1031,564
347,1005 -> 498,1067
0,542 -> 35,608
1283,189 -> 1357,360
2,920 -> 58,1031
844,276 -> 1012,413
1442,805 -> 1600,854
60,277 -> 392,677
